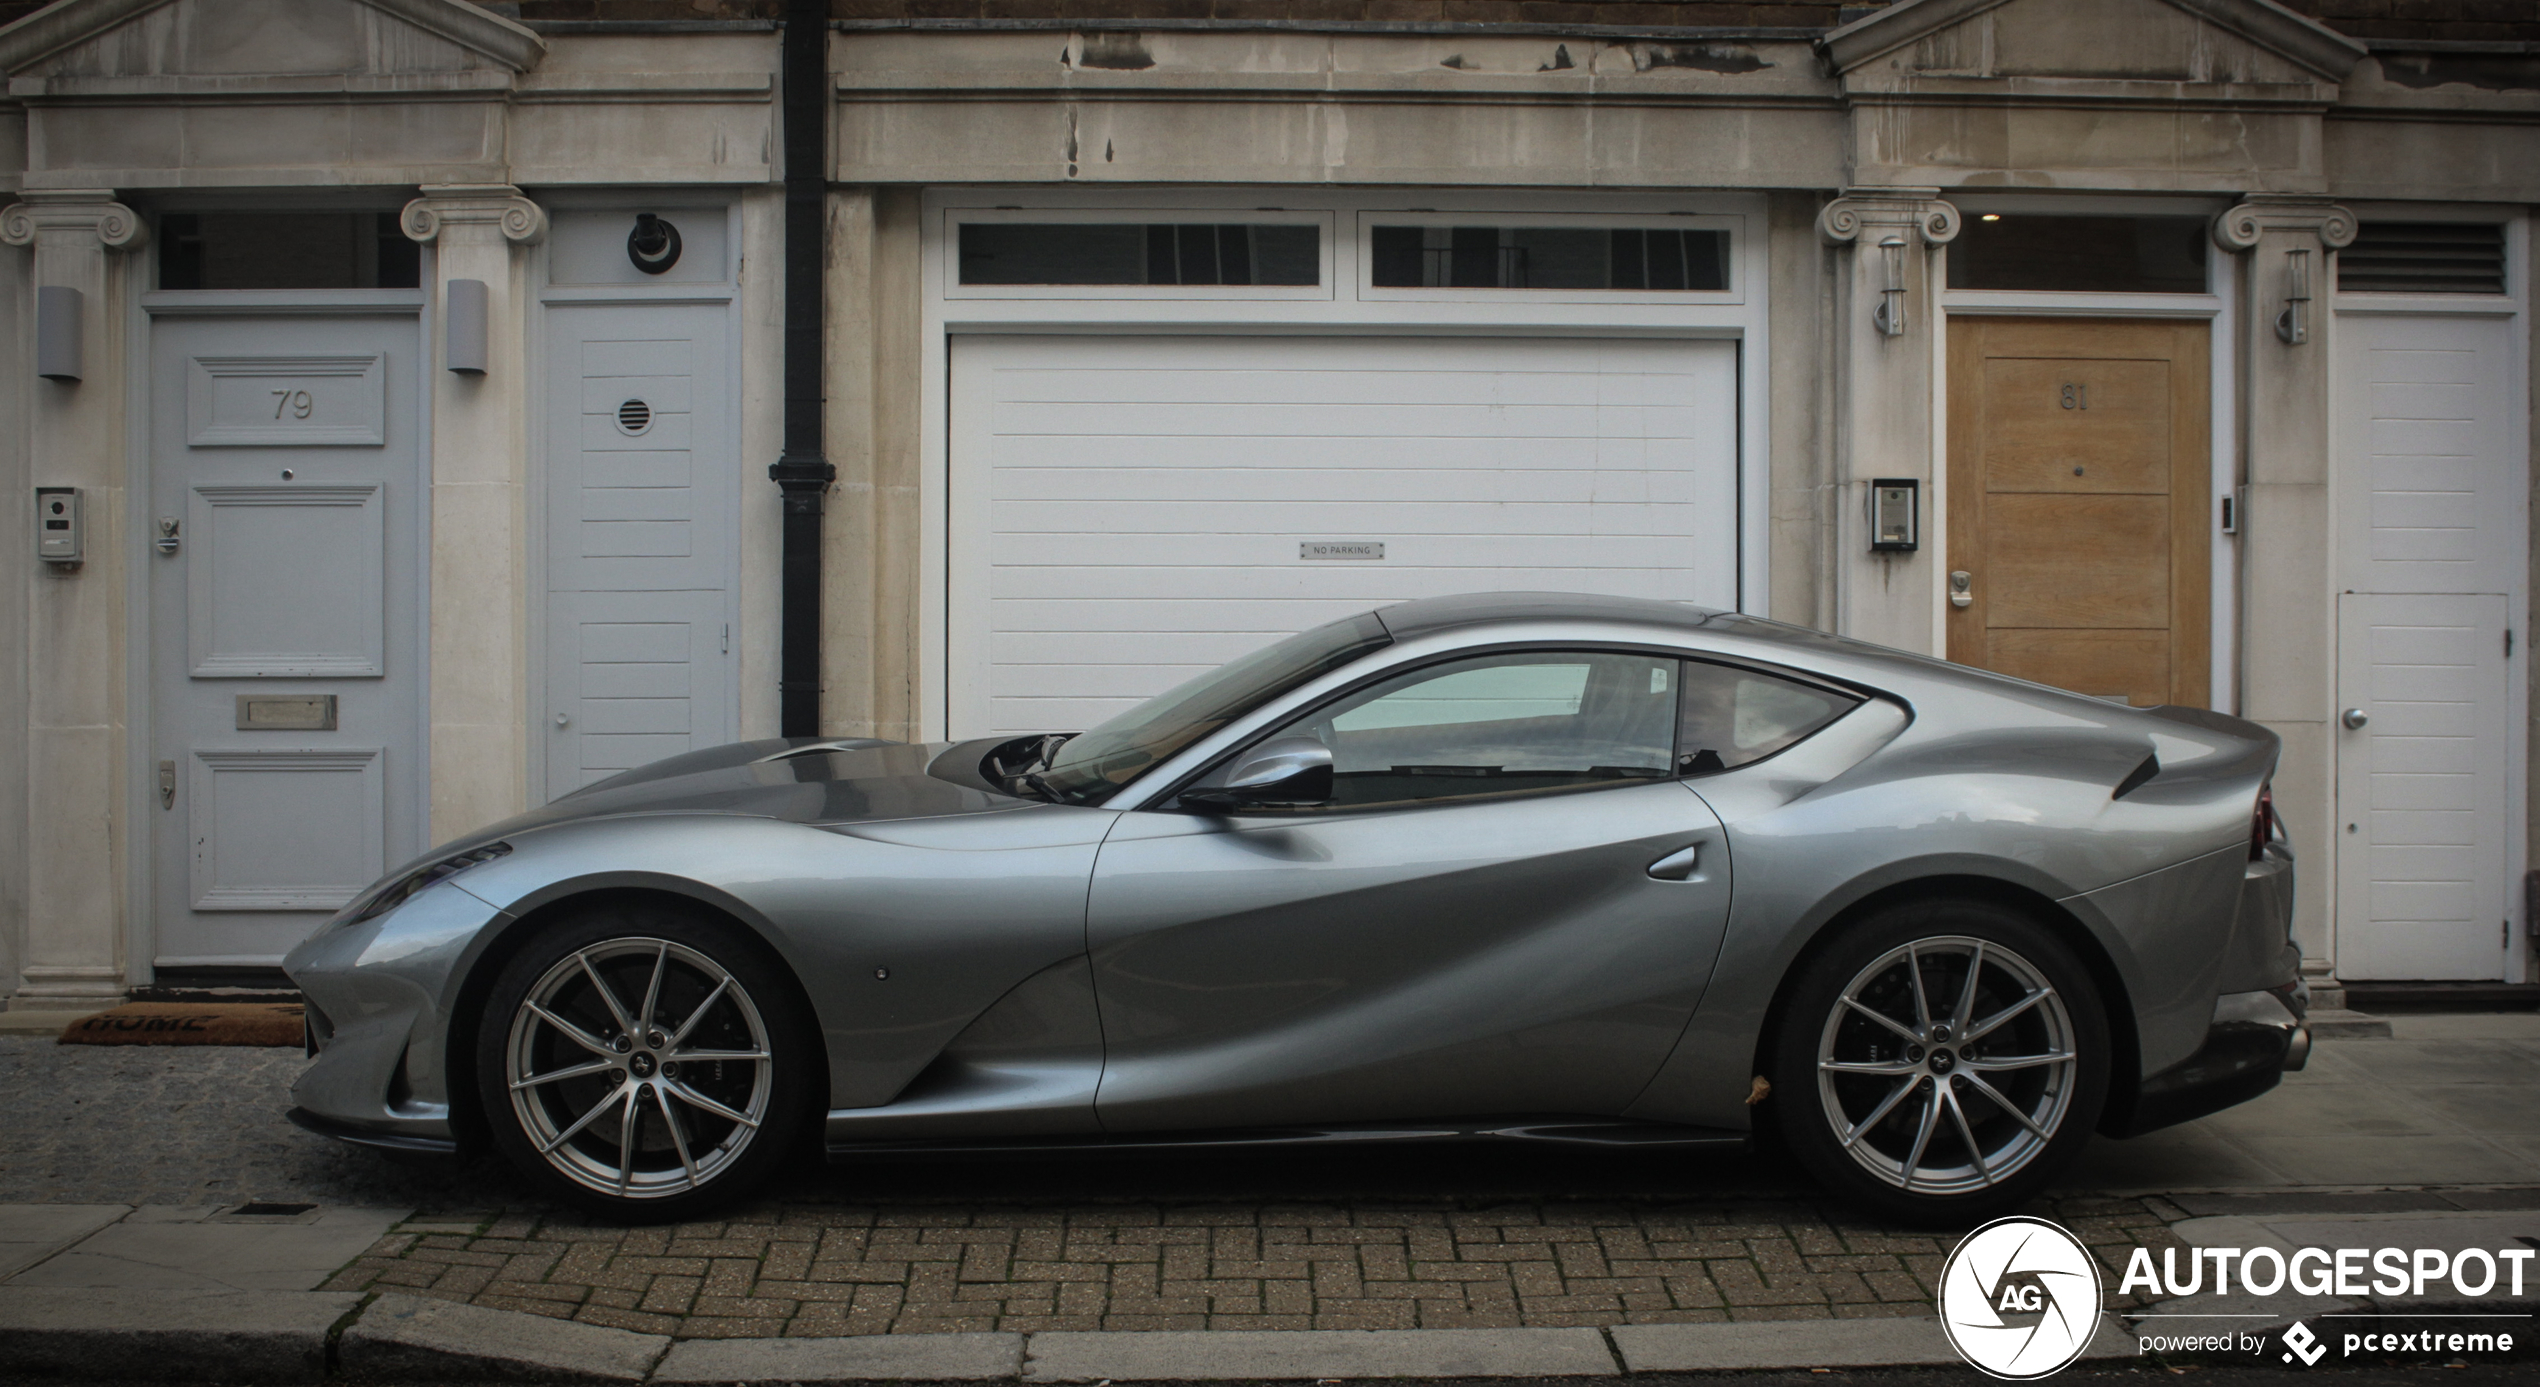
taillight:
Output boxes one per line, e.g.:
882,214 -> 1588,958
2250,781 -> 2276,861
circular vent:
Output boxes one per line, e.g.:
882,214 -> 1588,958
615,399 -> 652,436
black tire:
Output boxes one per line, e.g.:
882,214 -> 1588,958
475,901 -> 820,1222
1766,896 -> 2109,1226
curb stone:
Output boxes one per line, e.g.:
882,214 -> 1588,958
653,1333 -> 1025,1383
0,1286 -> 359,1384
337,1293 -> 670,1383
1612,1316 -> 2138,1372
0,1286 -> 2172,1382
1022,1327 -> 1619,1381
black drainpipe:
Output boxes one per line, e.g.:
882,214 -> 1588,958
770,0 -> 836,738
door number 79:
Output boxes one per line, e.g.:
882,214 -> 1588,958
271,388 -> 315,420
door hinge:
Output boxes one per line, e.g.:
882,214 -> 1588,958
2508,628 -> 2515,658
723,623 -> 730,655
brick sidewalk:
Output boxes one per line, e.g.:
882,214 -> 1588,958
320,1195 -> 2191,1339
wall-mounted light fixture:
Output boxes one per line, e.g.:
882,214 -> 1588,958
446,278 -> 488,375
628,213 -> 681,275
1872,235 -> 1908,337
36,286 -> 82,381
2274,247 -> 2312,345
1869,477 -> 1919,552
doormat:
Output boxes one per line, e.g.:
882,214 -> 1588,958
58,1002 -> 303,1047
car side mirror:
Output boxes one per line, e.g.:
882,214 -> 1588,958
1181,735 -> 1334,811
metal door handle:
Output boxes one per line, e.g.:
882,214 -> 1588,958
2341,708 -> 2369,730
1647,844 -> 1702,881
158,759 -> 176,810
154,519 -> 180,555
555,713 -> 571,728
1949,570 -> 1973,609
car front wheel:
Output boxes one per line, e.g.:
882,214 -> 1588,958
476,905 -> 817,1220
1769,898 -> 2108,1225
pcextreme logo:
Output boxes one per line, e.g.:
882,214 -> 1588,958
1939,1216 -> 2105,1379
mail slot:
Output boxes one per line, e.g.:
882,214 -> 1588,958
236,694 -> 337,731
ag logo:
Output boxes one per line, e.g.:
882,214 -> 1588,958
1939,1216 -> 2104,1379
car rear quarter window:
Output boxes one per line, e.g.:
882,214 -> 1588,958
1677,661 -> 1859,774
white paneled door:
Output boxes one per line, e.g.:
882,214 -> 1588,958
948,334 -> 1739,738
2335,594 -> 2510,981
149,308 -> 424,968
544,304 -> 737,797
2332,310 -> 2523,981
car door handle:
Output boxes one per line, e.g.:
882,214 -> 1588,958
1647,844 -> 1702,881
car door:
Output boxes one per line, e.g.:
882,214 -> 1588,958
1085,648 -> 1734,1133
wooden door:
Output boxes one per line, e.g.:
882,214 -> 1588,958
1946,318 -> 2209,707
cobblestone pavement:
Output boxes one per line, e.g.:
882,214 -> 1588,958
3,1035 -> 2205,1339
313,1195 -> 2193,1339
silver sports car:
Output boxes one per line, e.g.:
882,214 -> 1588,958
286,593 -> 2305,1224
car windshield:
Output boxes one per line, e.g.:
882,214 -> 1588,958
1035,612 -> 1393,805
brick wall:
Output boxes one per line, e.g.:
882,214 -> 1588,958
504,0 -> 1860,20
489,0 -> 2540,39
0,1 -> 2529,61
2278,0 -> 2540,44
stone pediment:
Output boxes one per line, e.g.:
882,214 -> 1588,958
1822,0 -> 2365,92
0,0 -> 543,81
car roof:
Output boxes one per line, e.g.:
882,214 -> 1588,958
1377,590 -> 1760,641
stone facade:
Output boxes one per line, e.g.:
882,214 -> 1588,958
0,0 -> 2534,1007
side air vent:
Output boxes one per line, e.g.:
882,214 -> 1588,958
2338,222 -> 2506,295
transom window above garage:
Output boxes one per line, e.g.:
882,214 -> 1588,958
1369,225 -> 1729,292
958,221 -> 1320,287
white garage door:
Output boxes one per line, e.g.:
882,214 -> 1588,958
948,334 -> 1739,738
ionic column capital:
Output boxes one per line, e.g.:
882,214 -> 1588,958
0,189 -> 146,252
2214,197 -> 2356,251
1818,188 -> 1961,248
400,183 -> 546,247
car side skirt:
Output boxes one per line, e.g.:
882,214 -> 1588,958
823,1117 -> 1748,1160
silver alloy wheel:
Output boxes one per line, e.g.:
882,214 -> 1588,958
1814,935 -> 2078,1196
504,937 -> 774,1201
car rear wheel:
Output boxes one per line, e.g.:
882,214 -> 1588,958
476,905 -> 817,1221
1768,898 -> 2108,1225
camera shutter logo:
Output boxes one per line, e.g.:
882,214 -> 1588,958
1939,1216 -> 2104,1379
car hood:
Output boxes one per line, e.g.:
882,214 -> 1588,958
432,738 -> 1029,860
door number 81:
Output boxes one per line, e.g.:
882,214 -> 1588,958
2059,382 -> 2089,410
271,389 -> 315,420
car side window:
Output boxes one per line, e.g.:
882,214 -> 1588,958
1282,651 -> 1679,809
1675,660 -> 1858,775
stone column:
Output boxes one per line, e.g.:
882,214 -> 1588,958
1817,189 -> 1960,654
2,192 -> 144,1003
2216,198 -> 2355,978
401,184 -> 545,842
